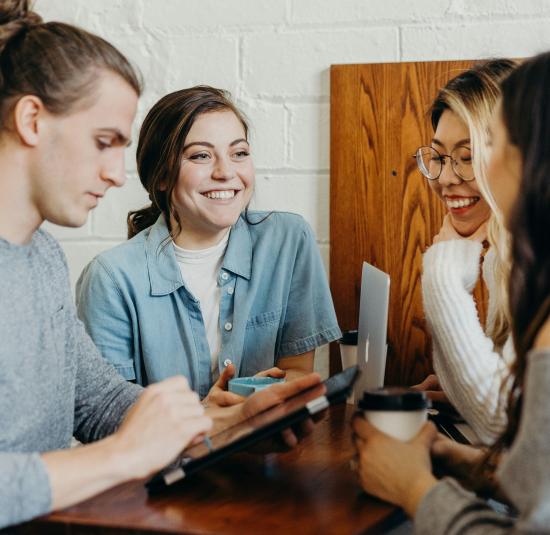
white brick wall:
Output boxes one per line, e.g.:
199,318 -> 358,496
36,0 -> 550,378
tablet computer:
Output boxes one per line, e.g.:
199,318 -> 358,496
146,365 -> 360,494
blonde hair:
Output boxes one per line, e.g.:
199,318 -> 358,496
431,59 -> 518,348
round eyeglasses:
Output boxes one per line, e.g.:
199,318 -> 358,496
414,145 -> 474,182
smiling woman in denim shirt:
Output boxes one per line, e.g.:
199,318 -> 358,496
76,86 -> 341,404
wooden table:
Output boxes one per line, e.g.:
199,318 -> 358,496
19,404 -> 404,534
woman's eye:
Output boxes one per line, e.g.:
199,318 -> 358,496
190,152 -> 210,161
234,150 -> 250,159
96,138 -> 113,150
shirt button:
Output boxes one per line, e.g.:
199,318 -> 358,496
221,272 -> 229,281
227,286 -> 234,295
224,322 -> 233,331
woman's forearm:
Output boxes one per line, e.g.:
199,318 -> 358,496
278,351 -> 314,381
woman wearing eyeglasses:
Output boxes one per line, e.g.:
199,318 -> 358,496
352,50 -> 550,533
413,60 -> 517,444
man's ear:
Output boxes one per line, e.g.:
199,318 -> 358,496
13,95 -> 45,147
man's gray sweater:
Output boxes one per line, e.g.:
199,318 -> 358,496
0,230 -> 141,528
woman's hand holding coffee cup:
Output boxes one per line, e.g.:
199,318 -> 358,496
351,388 -> 437,515
351,416 -> 438,517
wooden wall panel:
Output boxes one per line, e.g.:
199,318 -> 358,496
330,60 -> 488,386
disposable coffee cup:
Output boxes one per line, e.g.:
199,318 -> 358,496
338,330 -> 358,403
358,388 -> 430,441
339,330 -> 358,369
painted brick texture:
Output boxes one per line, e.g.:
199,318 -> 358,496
35,0 -> 550,377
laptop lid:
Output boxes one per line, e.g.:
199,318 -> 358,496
353,261 -> 390,400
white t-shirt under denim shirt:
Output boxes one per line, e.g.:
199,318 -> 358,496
173,232 -> 230,379
76,212 -> 342,398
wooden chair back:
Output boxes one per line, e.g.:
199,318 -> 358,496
329,60 -> 488,385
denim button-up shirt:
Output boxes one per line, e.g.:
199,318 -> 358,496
76,211 -> 341,398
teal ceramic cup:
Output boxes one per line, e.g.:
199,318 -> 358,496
228,376 -> 285,397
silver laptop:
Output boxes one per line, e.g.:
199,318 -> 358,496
353,261 -> 390,401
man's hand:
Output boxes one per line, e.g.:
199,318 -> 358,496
114,376 -> 212,479
42,376 -> 212,512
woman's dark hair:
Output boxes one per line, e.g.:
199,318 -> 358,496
128,85 -> 251,239
0,0 -> 141,129
477,52 -> 550,490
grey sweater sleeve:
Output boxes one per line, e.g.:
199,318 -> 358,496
71,309 -> 142,443
0,343 -> 138,529
0,453 -> 51,528
415,349 -> 550,534
0,231 -> 141,529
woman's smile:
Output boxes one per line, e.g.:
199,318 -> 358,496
444,194 -> 481,213
200,189 -> 240,201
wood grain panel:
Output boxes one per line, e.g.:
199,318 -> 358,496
330,60 -> 488,385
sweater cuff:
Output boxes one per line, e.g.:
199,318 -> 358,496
414,478 -> 480,534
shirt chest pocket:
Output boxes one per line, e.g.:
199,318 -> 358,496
241,307 -> 283,375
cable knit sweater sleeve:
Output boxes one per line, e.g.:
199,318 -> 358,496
422,240 -> 513,444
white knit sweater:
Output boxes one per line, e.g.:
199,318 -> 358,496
422,239 -> 514,445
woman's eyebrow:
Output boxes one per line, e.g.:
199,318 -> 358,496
182,141 -> 214,151
183,139 -> 249,151
431,137 -> 471,148
230,138 -> 248,146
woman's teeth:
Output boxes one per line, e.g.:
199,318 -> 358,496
445,196 -> 479,209
203,190 -> 236,200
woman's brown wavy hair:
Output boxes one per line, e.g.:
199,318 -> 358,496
476,51 -> 550,492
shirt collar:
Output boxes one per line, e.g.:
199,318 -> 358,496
145,215 -> 183,296
222,214 -> 252,280
145,214 -> 252,296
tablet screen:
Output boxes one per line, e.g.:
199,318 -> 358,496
147,366 -> 359,492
